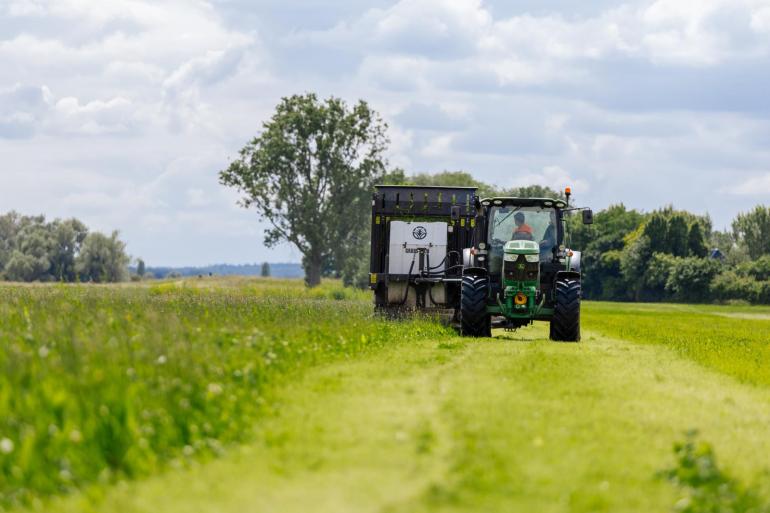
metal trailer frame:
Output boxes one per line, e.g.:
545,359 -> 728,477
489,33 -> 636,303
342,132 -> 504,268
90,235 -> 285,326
369,185 -> 478,311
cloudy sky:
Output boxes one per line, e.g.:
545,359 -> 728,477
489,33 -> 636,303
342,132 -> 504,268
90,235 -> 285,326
2,0 -> 770,265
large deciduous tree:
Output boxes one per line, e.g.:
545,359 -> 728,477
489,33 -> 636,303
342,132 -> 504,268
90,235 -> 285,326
733,206 -> 770,260
50,218 -> 89,281
220,94 -> 389,287
75,231 -> 130,283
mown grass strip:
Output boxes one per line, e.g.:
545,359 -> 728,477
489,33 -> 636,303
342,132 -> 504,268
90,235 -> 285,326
583,302 -> 770,386
0,279 -> 451,508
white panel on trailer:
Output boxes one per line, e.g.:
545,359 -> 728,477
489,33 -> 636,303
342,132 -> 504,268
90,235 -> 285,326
387,221 -> 448,275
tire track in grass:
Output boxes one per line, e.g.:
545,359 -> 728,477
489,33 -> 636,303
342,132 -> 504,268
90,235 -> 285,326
389,326 -> 770,513
22,323 -> 770,513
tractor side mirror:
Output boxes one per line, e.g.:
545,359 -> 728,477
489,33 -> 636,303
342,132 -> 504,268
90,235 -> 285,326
451,206 -> 461,221
582,209 -> 594,225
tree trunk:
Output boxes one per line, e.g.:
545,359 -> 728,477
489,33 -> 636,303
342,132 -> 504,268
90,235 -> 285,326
304,257 -> 323,287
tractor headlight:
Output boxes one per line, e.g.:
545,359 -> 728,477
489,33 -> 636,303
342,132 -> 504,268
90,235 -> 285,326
525,254 -> 539,263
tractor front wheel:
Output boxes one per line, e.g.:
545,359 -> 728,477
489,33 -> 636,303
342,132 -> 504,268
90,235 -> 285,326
549,277 -> 581,342
460,275 -> 491,337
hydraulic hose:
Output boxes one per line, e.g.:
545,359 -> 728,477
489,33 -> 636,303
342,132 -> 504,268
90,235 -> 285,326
420,264 -> 464,277
426,250 -> 461,271
399,256 -> 416,306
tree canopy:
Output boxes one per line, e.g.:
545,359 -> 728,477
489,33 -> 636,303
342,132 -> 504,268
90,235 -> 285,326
733,206 -> 770,260
76,231 -> 130,283
0,212 -> 131,283
386,170 -> 567,200
220,93 -> 389,287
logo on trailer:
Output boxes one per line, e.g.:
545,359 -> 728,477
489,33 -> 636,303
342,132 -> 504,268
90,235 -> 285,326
412,226 -> 427,240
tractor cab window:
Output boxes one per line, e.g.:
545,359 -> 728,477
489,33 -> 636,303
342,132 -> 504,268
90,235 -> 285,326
487,206 -> 558,274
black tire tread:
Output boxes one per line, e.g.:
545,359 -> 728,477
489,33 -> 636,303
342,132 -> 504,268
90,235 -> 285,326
550,278 -> 581,342
460,275 -> 491,337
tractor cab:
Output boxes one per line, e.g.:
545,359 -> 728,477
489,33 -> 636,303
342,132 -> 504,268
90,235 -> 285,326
475,198 -> 569,299
484,200 -> 566,273
459,194 -> 591,340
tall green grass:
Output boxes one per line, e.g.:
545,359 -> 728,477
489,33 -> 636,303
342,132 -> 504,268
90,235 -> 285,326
0,278 -> 450,508
583,302 -> 770,386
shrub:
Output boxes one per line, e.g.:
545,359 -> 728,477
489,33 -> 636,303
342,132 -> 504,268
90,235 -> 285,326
664,257 -> 722,303
710,271 -> 761,303
736,255 -> 770,282
645,252 -> 677,299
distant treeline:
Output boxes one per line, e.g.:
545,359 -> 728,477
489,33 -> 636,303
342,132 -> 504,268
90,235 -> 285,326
0,212 -> 130,283
395,172 -> 770,305
143,263 -> 303,279
569,204 -> 770,304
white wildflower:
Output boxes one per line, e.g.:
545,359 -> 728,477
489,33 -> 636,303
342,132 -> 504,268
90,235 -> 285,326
0,438 -> 14,454
69,430 -> 83,444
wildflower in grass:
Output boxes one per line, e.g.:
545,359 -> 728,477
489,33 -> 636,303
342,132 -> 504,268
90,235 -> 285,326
207,383 -> 224,396
156,355 -> 167,365
0,438 -> 14,454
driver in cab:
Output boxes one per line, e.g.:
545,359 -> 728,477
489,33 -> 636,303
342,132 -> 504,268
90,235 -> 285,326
512,212 -> 534,241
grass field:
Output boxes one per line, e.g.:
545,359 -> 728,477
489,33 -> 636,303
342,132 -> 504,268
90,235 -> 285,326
2,278 -> 770,512
0,279 -> 449,509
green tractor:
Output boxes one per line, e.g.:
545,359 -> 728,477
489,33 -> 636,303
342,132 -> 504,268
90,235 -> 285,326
459,189 -> 593,341
367,185 -> 591,341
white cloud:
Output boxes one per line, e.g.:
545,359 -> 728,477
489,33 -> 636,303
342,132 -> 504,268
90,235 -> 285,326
53,96 -> 135,135
421,134 -> 454,158
1,0 -> 260,138
751,6 -> 770,32
6,0 -> 45,16
509,165 -> 590,193
2,0 -> 770,264
724,173 -> 770,195
311,0 -> 770,90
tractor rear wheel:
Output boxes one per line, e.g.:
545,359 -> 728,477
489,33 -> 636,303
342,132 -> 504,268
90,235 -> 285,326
550,277 -> 581,342
460,275 -> 491,337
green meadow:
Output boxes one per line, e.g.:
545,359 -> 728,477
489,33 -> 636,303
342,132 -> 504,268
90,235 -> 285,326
2,279 -> 770,512
0,279 -> 448,509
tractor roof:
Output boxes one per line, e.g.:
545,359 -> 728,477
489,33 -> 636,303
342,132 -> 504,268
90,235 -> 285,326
480,197 -> 568,209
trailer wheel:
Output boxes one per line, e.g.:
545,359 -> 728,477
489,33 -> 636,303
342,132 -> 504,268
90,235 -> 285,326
460,275 -> 491,337
549,277 -> 581,342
